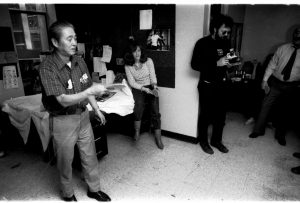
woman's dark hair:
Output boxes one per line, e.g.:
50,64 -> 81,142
123,41 -> 147,66
48,20 -> 74,47
209,14 -> 233,34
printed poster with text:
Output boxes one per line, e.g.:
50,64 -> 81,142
3,65 -> 19,89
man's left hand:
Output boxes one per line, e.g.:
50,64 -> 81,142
96,110 -> 106,125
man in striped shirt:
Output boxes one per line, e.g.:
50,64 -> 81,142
39,21 -> 111,202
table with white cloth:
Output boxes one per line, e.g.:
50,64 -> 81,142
1,79 -> 134,152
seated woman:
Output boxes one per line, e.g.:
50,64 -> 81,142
124,41 -> 164,149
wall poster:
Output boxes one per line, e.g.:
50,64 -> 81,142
3,65 -> 19,89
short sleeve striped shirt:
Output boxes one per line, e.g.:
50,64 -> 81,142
39,52 -> 92,114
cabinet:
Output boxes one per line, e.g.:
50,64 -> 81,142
90,114 -> 108,159
7,4 -> 49,96
8,4 -> 49,59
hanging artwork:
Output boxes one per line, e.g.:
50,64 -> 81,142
3,65 -> 19,89
146,28 -> 170,51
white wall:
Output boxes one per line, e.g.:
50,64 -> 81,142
227,4 -> 245,23
159,5 -> 206,138
241,4 -> 300,63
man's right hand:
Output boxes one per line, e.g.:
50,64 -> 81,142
261,80 -> 270,94
217,56 -> 229,67
86,83 -> 107,95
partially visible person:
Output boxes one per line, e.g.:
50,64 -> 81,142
248,26 -> 300,146
39,20 -> 111,201
191,14 -> 234,154
291,152 -> 300,175
124,41 -> 164,150
0,111 -> 7,159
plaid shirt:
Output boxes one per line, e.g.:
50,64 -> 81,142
39,52 -> 92,115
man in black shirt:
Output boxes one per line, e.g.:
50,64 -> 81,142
191,14 -> 234,154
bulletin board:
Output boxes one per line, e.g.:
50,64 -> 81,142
135,4 -> 176,88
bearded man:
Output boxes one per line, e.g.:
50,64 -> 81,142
191,14 -> 234,155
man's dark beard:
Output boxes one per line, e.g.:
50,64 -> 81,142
216,35 -> 230,48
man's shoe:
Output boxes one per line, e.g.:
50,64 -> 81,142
211,142 -> 229,153
199,142 -> 214,154
293,152 -> 300,159
87,190 -> 111,202
249,132 -> 263,138
291,166 -> 300,175
62,195 -> 77,202
275,136 -> 286,146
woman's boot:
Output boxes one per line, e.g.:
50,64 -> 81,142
154,129 -> 164,149
134,121 -> 141,141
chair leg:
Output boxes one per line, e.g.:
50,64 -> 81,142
154,129 -> 164,150
134,121 -> 141,141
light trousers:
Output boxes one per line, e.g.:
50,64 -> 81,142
52,110 -> 100,197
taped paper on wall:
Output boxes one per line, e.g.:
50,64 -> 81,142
3,65 -> 19,89
93,57 -> 107,77
77,43 -> 86,57
106,70 -> 115,85
100,45 -> 112,63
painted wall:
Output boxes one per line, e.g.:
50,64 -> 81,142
0,5 -> 25,104
159,5 -> 205,137
241,4 -> 300,63
227,5 -> 245,23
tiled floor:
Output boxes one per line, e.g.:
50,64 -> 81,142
0,112 -> 300,201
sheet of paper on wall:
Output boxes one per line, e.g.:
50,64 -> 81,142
93,57 -> 107,77
139,9 -> 152,30
100,45 -> 112,63
106,70 -> 115,85
77,43 -> 86,57
3,65 -> 19,89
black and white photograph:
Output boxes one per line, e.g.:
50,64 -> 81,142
0,2 -> 300,202
146,28 -> 170,51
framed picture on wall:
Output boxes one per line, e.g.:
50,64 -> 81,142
146,28 -> 170,51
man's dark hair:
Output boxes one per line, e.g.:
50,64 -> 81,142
209,14 -> 233,34
123,40 -> 147,66
48,20 -> 74,46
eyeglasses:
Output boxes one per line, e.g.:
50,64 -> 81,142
221,31 -> 231,35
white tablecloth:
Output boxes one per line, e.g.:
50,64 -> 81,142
2,79 -> 134,152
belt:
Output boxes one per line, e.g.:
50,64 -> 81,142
269,75 -> 300,87
52,106 -> 86,116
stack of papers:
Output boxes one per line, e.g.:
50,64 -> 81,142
95,91 -> 116,102
105,83 -> 126,91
